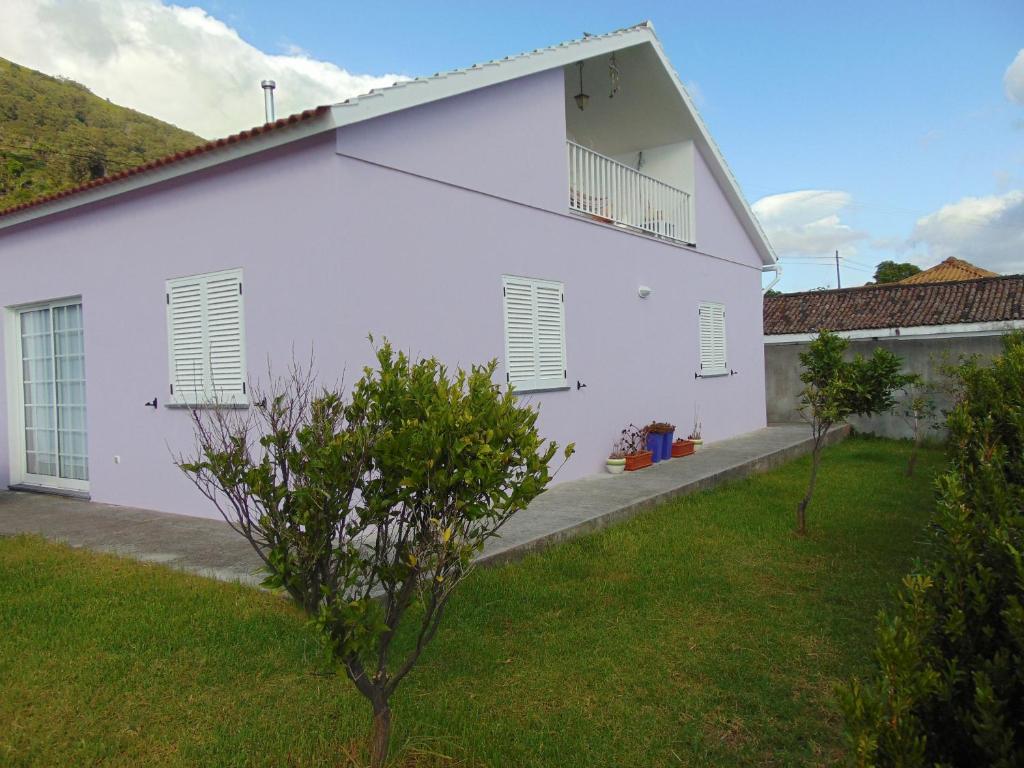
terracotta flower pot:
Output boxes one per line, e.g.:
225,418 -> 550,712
624,450 -> 653,471
671,439 -> 695,458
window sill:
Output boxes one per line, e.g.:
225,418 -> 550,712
511,385 -> 571,395
9,483 -> 91,500
165,402 -> 250,410
696,370 -> 730,379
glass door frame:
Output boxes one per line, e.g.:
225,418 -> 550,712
4,296 -> 89,494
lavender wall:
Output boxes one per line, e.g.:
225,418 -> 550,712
0,70 -> 767,519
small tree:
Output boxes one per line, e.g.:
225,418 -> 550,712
795,331 -> 915,534
898,381 -> 937,477
179,342 -> 572,767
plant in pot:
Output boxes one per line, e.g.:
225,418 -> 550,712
645,421 -> 676,461
671,435 -> 695,457
687,407 -> 704,450
615,424 -> 653,471
606,450 -> 627,475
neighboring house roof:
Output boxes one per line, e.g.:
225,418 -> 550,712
763,275 -> 1024,335
0,22 -> 776,265
898,256 -> 999,284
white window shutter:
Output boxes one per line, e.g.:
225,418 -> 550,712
502,277 -> 537,387
698,302 -> 727,376
168,279 -> 206,401
206,272 -> 245,398
502,275 -> 567,392
166,269 -> 247,405
534,281 -> 566,386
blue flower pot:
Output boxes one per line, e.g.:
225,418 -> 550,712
662,430 -> 675,458
646,431 -> 663,462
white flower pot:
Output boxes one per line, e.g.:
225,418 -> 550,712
606,458 -> 626,474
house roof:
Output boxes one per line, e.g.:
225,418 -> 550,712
763,274 -> 1024,335
898,256 -> 999,284
0,22 -> 776,265
0,107 -> 330,220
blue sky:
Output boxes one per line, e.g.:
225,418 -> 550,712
3,0 -> 1022,291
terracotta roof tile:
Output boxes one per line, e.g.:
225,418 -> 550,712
764,275 -> 1024,335
899,256 -> 999,284
0,106 -> 330,220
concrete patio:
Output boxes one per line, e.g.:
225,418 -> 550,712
0,423 -> 847,585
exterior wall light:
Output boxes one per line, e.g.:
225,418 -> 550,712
638,286 -> 652,299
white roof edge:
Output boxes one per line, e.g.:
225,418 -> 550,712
765,319 -> 1024,344
0,20 -> 778,264
644,36 -> 777,266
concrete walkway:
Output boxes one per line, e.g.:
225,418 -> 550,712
0,423 -> 846,585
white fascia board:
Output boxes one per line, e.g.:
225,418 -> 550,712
643,36 -> 777,267
328,28 -> 654,128
0,113 -> 337,232
764,319 -> 1024,345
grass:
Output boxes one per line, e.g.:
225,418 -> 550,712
0,437 -> 943,767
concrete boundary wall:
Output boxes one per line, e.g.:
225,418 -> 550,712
765,335 -> 1006,440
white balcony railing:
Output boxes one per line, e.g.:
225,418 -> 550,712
567,140 -> 693,244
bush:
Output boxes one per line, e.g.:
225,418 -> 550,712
179,341 -> 572,767
842,333 -> 1024,766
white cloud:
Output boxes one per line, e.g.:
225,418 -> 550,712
909,190 -> 1024,272
752,190 -> 867,257
0,0 -> 406,138
1006,49 -> 1024,105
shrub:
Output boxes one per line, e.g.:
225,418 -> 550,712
179,341 -> 572,767
842,332 -> 1024,766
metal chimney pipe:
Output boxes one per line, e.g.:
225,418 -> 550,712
261,80 -> 276,123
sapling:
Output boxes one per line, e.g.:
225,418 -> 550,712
899,381 -> 936,476
179,342 -> 572,767
795,331 -> 914,534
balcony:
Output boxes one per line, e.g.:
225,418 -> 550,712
567,141 -> 693,245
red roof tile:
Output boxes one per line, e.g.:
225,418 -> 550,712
764,275 -> 1024,335
0,106 -> 330,220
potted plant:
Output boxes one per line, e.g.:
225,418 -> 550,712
615,424 -> 653,471
671,437 -> 695,457
606,450 -> 627,474
645,423 -> 664,462
645,421 -> 676,461
688,407 -> 704,450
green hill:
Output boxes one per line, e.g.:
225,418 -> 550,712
0,57 -> 204,210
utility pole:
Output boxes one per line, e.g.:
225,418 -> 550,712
835,250 -> 842,289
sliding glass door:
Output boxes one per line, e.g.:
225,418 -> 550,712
16,300 -> 88,491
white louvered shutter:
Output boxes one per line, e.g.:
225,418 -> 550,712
168,279 -> 206,402
206,272 -> 245,399
502,276 -> 567,391
503,277 -> 537,387
698,302 -> 727,376
166,269 -> 247,405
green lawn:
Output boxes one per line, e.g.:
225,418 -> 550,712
0,437 -> 942,767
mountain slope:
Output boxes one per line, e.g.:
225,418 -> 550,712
0,57 -> 204,211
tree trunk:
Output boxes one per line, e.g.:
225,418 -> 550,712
906,431 -> 921,477
796,446 -> 821,536
369,702 -> 392,768
905,448 -> 918,477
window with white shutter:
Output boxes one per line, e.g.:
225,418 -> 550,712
698,302 -> 727,376
502,275 -> 567,392
166,268 -> 247,406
